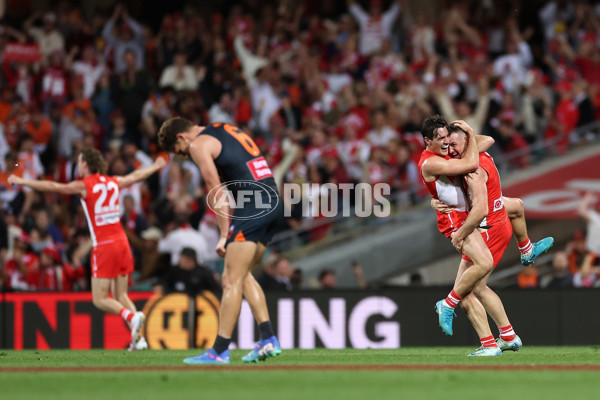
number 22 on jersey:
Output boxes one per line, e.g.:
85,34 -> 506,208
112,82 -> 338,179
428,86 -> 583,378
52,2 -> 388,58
93,181 -> 120,226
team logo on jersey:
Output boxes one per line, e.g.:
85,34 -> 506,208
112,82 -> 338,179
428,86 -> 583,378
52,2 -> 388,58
493,196 -> 504,212
141,291 -> 220,349
246,157 -> 273,180
208,180 -> 280,220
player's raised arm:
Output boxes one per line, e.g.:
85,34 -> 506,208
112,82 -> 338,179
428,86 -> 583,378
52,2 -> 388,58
577,192 -> 597,221
451,167 -> 489,251
8,175 -> 86,197
188,135 -> 229,257
116,156 -> 167,188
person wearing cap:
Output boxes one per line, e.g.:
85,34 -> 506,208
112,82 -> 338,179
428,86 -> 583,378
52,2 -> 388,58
23,11 -> 65,58
155,247 -> 219,296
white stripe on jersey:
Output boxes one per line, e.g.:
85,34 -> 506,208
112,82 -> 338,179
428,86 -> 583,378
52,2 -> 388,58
80,198 -> 97,247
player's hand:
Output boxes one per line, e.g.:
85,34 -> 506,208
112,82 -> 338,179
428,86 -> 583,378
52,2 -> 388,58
450,231 -> 464,252
431,198 -> 454,214
154,156 -> 167,169
7,174 -> 23,186
450,120 -> 473,135
216,237 -> 227,258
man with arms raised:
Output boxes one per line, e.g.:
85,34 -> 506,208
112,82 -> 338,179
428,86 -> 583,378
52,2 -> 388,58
9,148 -> 166,350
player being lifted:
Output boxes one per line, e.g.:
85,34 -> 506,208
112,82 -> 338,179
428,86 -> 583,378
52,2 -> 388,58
158,117 -> 284,365
418,116 -> 553,355
9,148 -> 166,350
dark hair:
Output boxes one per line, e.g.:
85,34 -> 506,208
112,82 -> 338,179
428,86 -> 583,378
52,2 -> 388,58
318,269 -> 335,281
80,147 -> 107,175
17,134 -> 34,151
158,117 -> 196,152
447,123 -> 467,136
420,115 -> 449,143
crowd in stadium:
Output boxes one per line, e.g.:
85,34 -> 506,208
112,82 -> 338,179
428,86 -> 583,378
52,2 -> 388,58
1,0 -> 599,292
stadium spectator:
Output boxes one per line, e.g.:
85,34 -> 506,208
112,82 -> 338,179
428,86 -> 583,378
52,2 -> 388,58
208,91 -> 235,125
543,251 -> 574,288
517,266 -> 539,289
257,256 -> 293,292
33,207 -> 64,249
37,245 -> 86,291
318,268 -> 336,289
154,247 -> 219,295
0,0 -> 599,291
101,4 -> 145,74
110,49 -> 154,133
158,52 -> 197,92
158,198 -> 209,266
565,230 -> 587,275
409,272 -> 423,286
68,45 -> 105,100
3,231 -> 39,290
347,0 -> 402,56
23,11 -> 64,58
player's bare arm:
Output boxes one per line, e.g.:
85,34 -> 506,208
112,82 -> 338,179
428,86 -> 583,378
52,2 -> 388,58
451,167 -> 489,251
474,135 -> 495,153
188,135 -> 229,257
577,192 -> 597,221
116,156 -> 167,188
422,131 -> 479,180
8,175 -> 86,197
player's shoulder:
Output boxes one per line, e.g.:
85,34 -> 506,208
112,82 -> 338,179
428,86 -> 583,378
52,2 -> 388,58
202,122 -> 229,134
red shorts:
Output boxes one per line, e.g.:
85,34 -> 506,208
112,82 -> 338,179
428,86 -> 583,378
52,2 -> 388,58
462,219 -> 512,267
439,210 -> 468,239
91,239 -> 134,279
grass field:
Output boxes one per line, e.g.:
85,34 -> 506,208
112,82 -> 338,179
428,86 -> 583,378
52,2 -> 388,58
2,347 -> 600,400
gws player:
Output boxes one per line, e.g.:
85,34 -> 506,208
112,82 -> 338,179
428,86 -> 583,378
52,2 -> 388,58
158,117 -> 284,365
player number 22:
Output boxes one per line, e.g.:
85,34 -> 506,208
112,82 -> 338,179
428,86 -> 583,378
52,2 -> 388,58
222,123 -> 260,156
93,181 -> 119,214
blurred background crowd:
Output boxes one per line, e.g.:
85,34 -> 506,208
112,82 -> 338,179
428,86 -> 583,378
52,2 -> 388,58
1,0 -> 599,292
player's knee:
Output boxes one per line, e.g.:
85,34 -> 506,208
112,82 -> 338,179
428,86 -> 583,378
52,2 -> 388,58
515,198 -> 524,216
92,296 -> 103,309
479,254 -> 494,273
221,274 -> 243,292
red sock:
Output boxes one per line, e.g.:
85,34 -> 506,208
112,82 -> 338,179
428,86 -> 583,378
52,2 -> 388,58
480,335 -> 498,348
499,324 -> 516,342
518,238 -> 533,255
120,308 -> 133,323
443,290 -> 462,308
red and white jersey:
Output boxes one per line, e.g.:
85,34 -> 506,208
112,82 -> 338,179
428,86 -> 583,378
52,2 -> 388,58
80,174 -> 128,246
472,152 -> 508,227
418,150 -> 469,236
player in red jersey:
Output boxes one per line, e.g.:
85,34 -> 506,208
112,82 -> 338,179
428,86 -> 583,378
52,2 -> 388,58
434,125 -> 553,355
419,116 -> 508,350
9,148 -> 166,350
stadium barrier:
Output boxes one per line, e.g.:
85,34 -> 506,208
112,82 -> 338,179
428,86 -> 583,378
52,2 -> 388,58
1,288 -> 598,350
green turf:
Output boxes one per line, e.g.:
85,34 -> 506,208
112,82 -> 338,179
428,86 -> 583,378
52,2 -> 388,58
2,348 -> 600,400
